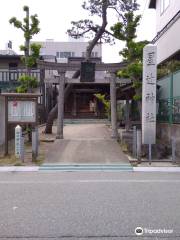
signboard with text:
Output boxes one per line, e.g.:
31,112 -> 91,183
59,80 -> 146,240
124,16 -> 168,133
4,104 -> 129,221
142,45 -> 157,144
8,100 -> 36,123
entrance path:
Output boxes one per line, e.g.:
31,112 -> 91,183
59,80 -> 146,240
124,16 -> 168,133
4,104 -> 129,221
45,124 -> 129,164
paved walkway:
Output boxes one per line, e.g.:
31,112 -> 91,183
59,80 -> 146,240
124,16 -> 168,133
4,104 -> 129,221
45,124 -> 129,164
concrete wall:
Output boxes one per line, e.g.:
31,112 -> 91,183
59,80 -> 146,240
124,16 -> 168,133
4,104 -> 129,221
157,123 -> 180,157
0,96 -> 5,146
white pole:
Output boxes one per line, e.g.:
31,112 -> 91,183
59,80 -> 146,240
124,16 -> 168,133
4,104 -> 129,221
15,125 -> 22,158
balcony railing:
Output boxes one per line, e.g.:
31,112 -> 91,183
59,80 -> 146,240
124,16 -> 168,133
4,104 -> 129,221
0,69 -> 40,83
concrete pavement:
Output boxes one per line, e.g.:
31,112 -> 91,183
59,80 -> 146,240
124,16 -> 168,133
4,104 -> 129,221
45,124 -> 129,164
0,171 -> 179,239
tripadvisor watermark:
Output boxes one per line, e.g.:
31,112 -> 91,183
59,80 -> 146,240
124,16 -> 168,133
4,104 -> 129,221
135,227 -> 173,236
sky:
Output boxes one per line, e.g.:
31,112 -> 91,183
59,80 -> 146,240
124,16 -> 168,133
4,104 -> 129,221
0,0 -> 156,63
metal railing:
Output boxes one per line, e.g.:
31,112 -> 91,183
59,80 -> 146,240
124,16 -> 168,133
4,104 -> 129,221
157,97 -> 180,124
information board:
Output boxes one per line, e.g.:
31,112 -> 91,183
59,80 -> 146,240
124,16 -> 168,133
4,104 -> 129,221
8,100 -> 36,123
142,45 -> 157,144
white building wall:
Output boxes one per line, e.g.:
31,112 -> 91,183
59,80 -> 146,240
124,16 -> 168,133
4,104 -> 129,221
156,0 -> 180,33
152,0 -> 180,63
33,41 -> 102,63
156,19 -> 180,63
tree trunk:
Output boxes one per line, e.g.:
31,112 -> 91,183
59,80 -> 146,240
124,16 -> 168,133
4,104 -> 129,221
135,88 -> 142,121
85,1 -> 107,60
44,1 -> 108,134
44,82 -> 75,133
44,104 -> 58,133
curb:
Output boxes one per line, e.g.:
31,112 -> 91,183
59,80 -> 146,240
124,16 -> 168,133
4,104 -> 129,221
133,167 -> 180,172
0,165 -> 180,172
39,164 -> 133,172
0,167 -> 39,172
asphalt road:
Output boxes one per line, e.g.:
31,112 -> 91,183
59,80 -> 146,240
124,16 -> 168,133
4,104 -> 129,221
0,171 -> 180,240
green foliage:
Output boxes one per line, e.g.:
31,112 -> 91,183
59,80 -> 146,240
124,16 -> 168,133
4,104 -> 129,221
111,8 -> 149,104
16,74 -> 38,93
117,68 -> 130,79
120,40 -> 148,65
21,43 -> 41,68
111,12 -> 141,44
67,0 -> 140,44
166,60 -> 180,73
111,9 -> 148,85
94,93 -> 110,118
133,94 -> 142,101
9,6 -> 40,93
9,6 -> 40,56
120,40 -> 149,62
128,61 -> 142,80
9,17 -> 23,29
23,5 -> 29,11
157,60 -> 180,79
133,80 -> 142,89
157,66 -> 169,79
117,61 -> 143,81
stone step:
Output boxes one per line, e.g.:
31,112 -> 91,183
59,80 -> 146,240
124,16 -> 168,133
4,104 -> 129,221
64,118 -> 110,124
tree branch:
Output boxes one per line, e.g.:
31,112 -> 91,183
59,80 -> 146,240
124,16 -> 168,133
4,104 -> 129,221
85,0 -> 108,59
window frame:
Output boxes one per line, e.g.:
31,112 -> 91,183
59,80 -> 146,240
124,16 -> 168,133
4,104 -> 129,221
160,0 -> 170,15
58,51 -> 75,59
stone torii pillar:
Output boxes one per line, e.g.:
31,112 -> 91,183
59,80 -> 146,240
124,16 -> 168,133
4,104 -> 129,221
56,71 -> 65,139
110,73 -> 118,139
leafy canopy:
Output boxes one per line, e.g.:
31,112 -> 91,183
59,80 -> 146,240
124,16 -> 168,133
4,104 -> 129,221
9,6 -> 40,43
9,6 -> 41,93
110,8 -> 149,81
67,0 -> 140,44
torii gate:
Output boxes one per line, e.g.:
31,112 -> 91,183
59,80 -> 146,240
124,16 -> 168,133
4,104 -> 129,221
37,60 -> 129,139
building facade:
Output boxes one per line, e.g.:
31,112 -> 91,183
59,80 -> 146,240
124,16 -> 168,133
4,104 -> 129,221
32,40 -> 102,63
149,0 -> 180,64
149,0 -> 180,158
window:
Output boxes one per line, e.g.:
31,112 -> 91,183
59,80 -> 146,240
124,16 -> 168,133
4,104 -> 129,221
82,52 -> 98,58
56,52 -> 59,58
9,63 -> 18,69
57,52 -> 75,58
160,0 -> 170,14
